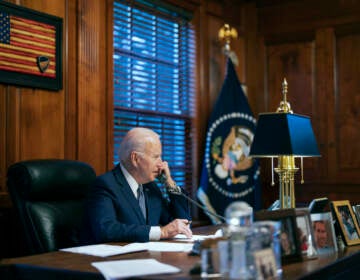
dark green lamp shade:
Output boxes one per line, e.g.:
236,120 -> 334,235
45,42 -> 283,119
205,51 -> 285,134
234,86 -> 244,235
249,113 -> 320,157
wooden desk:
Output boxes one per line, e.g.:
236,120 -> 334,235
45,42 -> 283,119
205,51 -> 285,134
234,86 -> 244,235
1,226 -> 360,279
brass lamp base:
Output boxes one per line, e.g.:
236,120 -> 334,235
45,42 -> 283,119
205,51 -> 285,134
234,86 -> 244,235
274,156 -> 299,208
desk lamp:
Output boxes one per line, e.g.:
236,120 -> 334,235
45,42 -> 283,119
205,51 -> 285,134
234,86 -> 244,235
249,79 -> 320,208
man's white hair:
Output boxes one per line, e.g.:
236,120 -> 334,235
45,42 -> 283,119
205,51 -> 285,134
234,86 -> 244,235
118,127 -> 159,163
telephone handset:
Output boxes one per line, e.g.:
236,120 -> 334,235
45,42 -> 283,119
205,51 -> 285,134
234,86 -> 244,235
156,172 -> 181,194
157,172 -> 167,184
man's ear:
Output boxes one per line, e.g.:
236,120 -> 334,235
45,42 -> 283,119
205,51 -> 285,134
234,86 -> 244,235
130,151 -> 140,166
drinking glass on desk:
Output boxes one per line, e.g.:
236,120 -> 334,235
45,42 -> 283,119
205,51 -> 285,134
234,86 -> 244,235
217,239 -> 230,277
225,201 -> 253,229
225,201 -> 253,279
200,238 -> 226,278
201,246 -> 222,278
246,221 -> 282,279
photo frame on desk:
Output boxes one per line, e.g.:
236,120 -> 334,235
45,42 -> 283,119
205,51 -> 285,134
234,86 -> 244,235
0,1 -> 62,90
331,200 -> 360,246
311,212 -> 338,254
255,208 -> 302,263
295,208 -> 317,260
253,248 -> 277,280
309,197 -> 329,213
352,205 -> 360,226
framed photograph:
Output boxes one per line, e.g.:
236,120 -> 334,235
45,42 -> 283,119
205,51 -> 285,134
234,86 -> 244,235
253,248 -> 277,280
0,1 -> 62,90
331,200 -> 360,246
308,197 -> 329,213
311,212 -> 338,254
294,208 -> 317,260
255,208 -> 302,263
352,205 -> 360,226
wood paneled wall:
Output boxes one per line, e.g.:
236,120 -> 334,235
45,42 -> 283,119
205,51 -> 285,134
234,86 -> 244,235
0,0 -> 111,207
255,0 -> 360,207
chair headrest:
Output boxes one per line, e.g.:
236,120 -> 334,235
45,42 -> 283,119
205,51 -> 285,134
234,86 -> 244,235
7,159 -> 96,200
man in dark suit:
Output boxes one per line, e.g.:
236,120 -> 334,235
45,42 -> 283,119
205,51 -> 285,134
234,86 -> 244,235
80,127 -> 192,243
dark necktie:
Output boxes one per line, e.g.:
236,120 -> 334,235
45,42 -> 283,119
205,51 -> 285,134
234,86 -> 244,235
137,184 -> 146,219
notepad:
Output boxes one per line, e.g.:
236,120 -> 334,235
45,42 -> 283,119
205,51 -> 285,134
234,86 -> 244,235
143,242 -> 193,252
60,244 -> 146,257
60,242 -> 193,257
92,258 -> 181,279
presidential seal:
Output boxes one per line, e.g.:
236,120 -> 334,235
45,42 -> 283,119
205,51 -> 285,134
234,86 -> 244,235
205,112 -> 259,199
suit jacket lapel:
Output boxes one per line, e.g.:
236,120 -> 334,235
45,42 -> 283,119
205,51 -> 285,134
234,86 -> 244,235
112,165 -> 146,223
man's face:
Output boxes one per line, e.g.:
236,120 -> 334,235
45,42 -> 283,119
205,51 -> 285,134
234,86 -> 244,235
135,139 -> 163,183
314,222 -> 328,248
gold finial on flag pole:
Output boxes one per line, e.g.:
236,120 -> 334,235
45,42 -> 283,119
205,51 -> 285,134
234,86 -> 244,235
218,24 -> 239,65
218,24 -> 238,53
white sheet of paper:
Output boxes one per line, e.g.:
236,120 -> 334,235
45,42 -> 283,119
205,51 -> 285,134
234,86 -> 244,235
92,258 -> 180,280
174,229 -> 223,241
174,234 -> 214,241
144,242 -> 193,252
60,241 -> 192,257
60,244 -> 146,257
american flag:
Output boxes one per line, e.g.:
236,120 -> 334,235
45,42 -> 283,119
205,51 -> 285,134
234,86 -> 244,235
0,11 -> 56,78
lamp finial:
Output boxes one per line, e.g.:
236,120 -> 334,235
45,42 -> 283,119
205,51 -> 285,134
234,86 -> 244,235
277,78 -> 293,113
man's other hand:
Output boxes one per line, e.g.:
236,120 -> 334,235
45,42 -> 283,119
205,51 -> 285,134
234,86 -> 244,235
160,219 -> 192,239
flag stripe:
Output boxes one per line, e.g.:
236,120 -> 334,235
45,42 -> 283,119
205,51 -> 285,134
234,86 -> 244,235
11,23 -> 55,44
0,44 -> 55,62
12,35 -> 56,52
0,64 -> 55,77
0,13 -> 56,78
12,16 -> 56,33
0,41 -> 55,57
0,53 -> 55,73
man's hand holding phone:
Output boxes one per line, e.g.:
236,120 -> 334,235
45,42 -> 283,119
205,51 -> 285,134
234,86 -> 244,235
157,161 -> 177,188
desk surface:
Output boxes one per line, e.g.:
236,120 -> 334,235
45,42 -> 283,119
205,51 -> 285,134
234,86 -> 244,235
1,225 -> 360,279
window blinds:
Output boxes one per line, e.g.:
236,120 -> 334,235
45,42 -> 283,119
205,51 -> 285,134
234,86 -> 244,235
113,0 -> 195,190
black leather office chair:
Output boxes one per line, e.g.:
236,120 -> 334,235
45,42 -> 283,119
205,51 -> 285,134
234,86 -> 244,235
7,159 -> 96,255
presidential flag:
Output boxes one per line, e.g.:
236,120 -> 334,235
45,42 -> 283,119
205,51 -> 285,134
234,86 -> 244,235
197,58 -> 261,224
0,11 -> 56,78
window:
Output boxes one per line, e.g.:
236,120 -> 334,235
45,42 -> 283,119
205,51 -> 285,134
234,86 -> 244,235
113,0 -> 195,191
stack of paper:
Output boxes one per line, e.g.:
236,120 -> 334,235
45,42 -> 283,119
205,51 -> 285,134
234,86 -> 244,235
92,258 -> 180,279
60,244 -> 145,257
60,242 -> 193,257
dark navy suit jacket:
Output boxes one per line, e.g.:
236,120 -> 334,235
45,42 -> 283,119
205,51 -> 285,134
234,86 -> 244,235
80,164 -> 191,243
